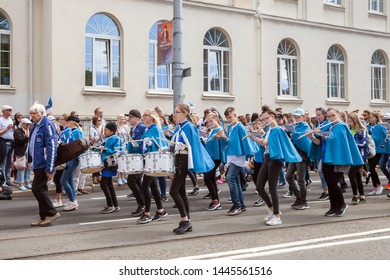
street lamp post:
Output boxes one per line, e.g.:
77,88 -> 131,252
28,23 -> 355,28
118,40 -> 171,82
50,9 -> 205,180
172,0 -> 184,111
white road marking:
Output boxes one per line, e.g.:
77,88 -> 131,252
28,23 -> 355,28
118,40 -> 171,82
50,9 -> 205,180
175,227 -> 390,260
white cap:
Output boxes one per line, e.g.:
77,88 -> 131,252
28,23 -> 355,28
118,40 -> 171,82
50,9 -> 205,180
384,113 -> 390,120
1,105 -> 13,111
292,108 -> 305,116
21,118 -> 32,124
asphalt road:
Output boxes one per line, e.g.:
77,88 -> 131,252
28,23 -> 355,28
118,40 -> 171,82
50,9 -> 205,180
1,173 -> 390,260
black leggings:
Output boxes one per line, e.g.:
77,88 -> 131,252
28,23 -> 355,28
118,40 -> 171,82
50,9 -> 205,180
141,175 -> 163,212
348,165 -> 365,196
169,155 -> 190,218
322,163 -> 346,210
53,169 -> 63,194
127,173 -> 144,206
204,159 -> 221,201
100,176 -> 118,207
252,161 -> 263,186
256,156 -> 282,215
368,153 -> 382,188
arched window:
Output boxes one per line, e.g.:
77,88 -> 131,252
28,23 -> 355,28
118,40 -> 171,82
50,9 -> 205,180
371,50 -> 387,101
327,45 -> 345,98
277,39 -> 298,97
85,13 -> 120,88
148,21 -> 172,90
203,28 -> 230,93
0,11 -> 10,86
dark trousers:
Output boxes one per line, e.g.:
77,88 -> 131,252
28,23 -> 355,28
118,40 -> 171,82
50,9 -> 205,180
348,165 -> 365,196
169,154 -> 190,218
141,175 -> 163,212
53,169 -> 63,194
32,168 -> 57,220
204,159 -> 221,201
100,176 -> 118,207
127,173 -> 144,206
188,171 -> 197,187
322,163 -> 346,211
286,161 -> 307,202
256,155 -> 282,215
252,161 -> 263,186
368,153 -> 382,187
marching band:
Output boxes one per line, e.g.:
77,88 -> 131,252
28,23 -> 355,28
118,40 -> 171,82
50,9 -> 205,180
3,102 -> 390,232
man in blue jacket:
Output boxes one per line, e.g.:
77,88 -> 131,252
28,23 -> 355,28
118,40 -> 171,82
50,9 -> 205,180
28,103 -> 60,226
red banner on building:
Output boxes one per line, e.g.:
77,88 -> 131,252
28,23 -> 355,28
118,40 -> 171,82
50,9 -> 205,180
157,21 -> 173,65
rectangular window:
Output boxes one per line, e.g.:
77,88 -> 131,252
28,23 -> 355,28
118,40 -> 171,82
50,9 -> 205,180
325,0 -> 341,5
369,0 -> 384,13
277,57 -> 297,97
85,38 -> 93,87
148,42 -> 171,90
204,48 -> 229,93
371,66 -> 387,100
327,62 -> 345,98
0,34 -> 10,85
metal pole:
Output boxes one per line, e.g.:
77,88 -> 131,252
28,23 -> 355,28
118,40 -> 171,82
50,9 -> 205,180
172,0 -> 184,111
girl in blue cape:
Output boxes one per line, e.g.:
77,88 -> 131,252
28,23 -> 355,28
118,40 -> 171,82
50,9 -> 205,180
320,108 -> 363,217
253,105 -> 301,226
169,104 -> 214,234
203,112 -> 225,211
94,122 -> 122,214
136,109 -> 168,224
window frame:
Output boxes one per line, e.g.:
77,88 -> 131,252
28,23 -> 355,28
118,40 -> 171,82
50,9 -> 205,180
371,50 -> 387,101
148,21 -> 172,91
327,45 -> 345,99
203,28 -> 230,94
85,14 -> 121,89
324,0 -> 342,6
368,0 -> 384,13
0,11 -> 11,87
277,39 -> 298,97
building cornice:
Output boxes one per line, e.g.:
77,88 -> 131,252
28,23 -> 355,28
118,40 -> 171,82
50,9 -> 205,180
260,14 -> 390,38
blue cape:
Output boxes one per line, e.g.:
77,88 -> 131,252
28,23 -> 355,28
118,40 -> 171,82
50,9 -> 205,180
372,124 -> 387,154
323,122 -> 364,166
141,124 -> 168,154
225,122 -> 259,157
268,126 -> 302,162
205,127 -> 225,161
291,122 -> 311,154
308,120 -> 331,160
173,121 -> 214,173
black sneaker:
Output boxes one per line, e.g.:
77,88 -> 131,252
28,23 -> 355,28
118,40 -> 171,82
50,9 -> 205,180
206,201 -> 222,211
293,203 -> 306,210
365,172 -> 371,185
318,192 -> 329,200
387,193 -> 390,198
335,205 -> 348,217
203,193 -> 211,199
325,209 -> 337,216
188,187 -> 199,196
161,195 -> 168,202
127,193 -> 136,200
173,221 -> 192,234
359,197 -> 367,203
227,205 -> 242,216
351,196 -> 360,205
253,198 -> 265,207
137,213 -> 152,224
131,205 -> 145,217
152,210 -> 168,221
290,199 -> 302,208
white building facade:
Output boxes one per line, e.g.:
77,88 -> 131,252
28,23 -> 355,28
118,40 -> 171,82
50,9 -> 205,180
0,0 -> 390,117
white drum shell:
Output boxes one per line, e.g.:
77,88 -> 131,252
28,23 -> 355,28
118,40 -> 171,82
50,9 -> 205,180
117,154 -> 144,174
144,151 -> 175,177
79,151 -> 104,174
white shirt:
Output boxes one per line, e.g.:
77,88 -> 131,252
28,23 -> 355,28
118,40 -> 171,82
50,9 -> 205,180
0,116 -> 14,141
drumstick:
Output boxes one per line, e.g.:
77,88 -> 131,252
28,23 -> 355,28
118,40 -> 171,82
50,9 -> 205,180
157,137 -> 188,148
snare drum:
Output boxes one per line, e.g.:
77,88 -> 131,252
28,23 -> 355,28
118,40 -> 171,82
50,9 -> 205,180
117,154 -> 144,174
79,151 -> 103,174
144,151 -> 175,177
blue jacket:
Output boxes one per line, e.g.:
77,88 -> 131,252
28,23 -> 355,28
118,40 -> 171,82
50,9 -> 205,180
28,116 -> 58,173
141,124 -> 168,154
126,122 -> 146,154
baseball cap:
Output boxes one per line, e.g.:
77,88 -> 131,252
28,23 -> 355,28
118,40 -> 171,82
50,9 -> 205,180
21,118 -> 32,125
292,108 -> 305,116
1,105 -> 13,111
384,113 -> 390,120
127,109 -> 141,119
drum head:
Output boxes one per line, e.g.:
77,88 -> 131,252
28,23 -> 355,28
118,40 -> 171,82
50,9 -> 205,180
81,167 -> 103,174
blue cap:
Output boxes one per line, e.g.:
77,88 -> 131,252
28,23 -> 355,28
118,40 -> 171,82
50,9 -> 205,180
292,108 -> 305,116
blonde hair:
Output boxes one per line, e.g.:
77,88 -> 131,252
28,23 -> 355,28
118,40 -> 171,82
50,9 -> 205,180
348,112 -> 367,131
144,109 -> 161,128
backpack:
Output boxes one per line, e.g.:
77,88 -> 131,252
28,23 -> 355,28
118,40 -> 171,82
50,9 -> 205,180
367,134 -> 376,159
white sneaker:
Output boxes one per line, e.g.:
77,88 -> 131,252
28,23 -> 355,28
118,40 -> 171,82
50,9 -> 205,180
117,178 -> 124,185
367,189 -> 377,196
122,178 -> 127,184
375,185 -> 384,195
264,212 -> 274,222
266,216 -> 282,226
53,199 -> 63,208
63,201 -> 78,211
